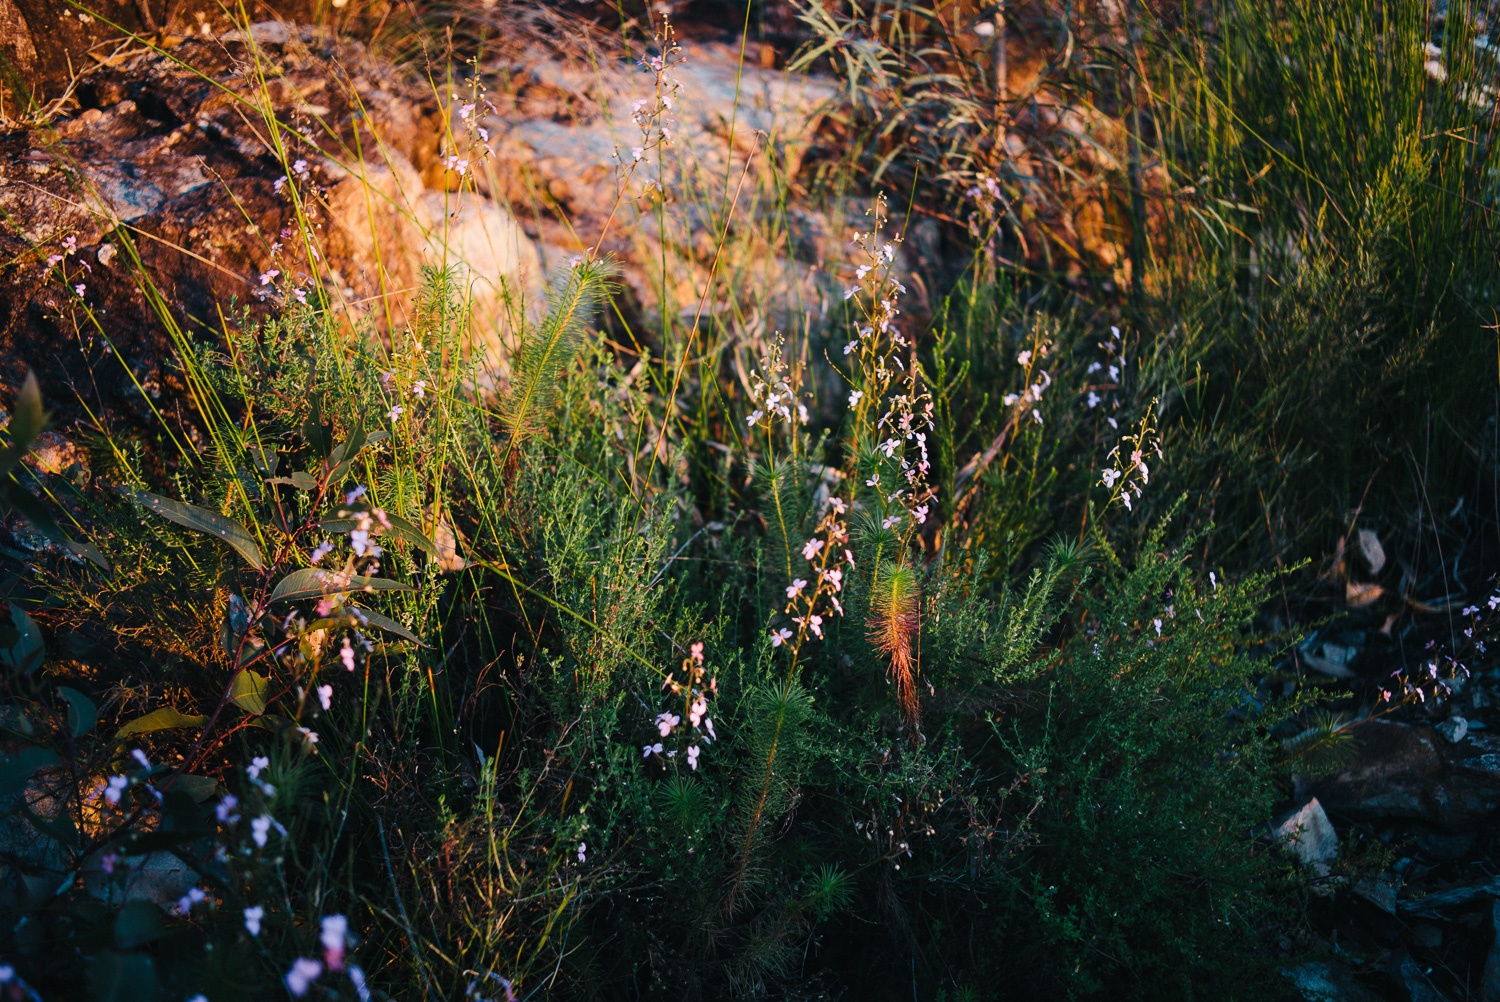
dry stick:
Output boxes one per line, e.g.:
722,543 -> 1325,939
379,814 -> 436,998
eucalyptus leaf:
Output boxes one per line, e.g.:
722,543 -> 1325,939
114,900 -> 166,949
167,774 -> 218,802
230,670 -> 270,716
349,604 -> 428,646
266,471 -> 319,491
134,492 -> 265,570
0,746 -> 60,798
1,602 -> 43,675
57,685 -> 97,737
269,567 -> 415,603
321,510 -> 439,557
115,706 -> 208,740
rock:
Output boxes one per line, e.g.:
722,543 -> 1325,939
478,35 -> 866,329
1388,951 -> 1453,1002
1399,875 -> 1500,919
1479,900 -> 1500,1002
0,29 -> 537,427
1414,830 -> 1476,859
21,429 -> 83,477
1353,873 -> 1399,914
1436,717 -> 1469,743
1283,960 -> 1383,1002
1276,798 -> 1339,878
1295,721 -> 1448,823
1411,922 -> 1444,948
415,189 -> 542,365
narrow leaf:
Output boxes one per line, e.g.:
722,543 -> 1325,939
134,492 -> 264,570
2,602 -> 44,675
269,567 -> 415,603
266,471 -> 319,491
348,604 -> 427,646
11,371 -> 46,447
321,512 -> 439,557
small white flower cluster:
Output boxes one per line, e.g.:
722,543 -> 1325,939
842,202 -> 940,531
745,338 -> 809,431
1004,340 -> 1051,426
1082,325 -> 1128,425
285,914 -> 370,999
94,748 -> 157,808
770,494 -> 854,652
644,642 -> 718,771
253,225 -> 317,305
441,89 -> 497,180
1098,409 -> 1162,511
1378,645 -> 1469,707
614,16 -> 685,195
1459,597 -> 1498,652
43,233 -> 92,305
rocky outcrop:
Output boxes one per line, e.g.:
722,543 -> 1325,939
0,22 -> 539,424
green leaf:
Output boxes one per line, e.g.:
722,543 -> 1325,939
327,428 -> 388,483
115,707 -> 208,740
134,491 -> 265,570
114,900 -> 166,949
167,774 -> 218,802
321,510 -> 439,558
269,568 -> 415,603
349,604 -> 428,646
1,602 -> 44,675
57,685 -> 98,737
230,670 -> 270,716
266,471 -> 319,490
246,443 -> 280,476
10,370 -> 46,448
0,746 -> 60,798
89,950 -> 159,1002
302,394 -> 332,458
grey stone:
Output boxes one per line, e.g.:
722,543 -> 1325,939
1388,951 -> 1453,1002
1399,875 -> 1500,919
1479,900 -> 1500,1002
1353,873 -> 1399,914
1283,960 -> 1383,1002
1436,717 -> 1469,743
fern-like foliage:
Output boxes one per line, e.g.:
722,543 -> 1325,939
752,456 -> 808,587
868,561 -> 922,743
1281,710 -> 1362,777
500,258 -> 615,463
722,677 -> 813,917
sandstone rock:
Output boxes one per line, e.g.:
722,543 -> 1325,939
1275,797 -> 1339,878
0,28 -> 537,426
1295,721 -> 1446,823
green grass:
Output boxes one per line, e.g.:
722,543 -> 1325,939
0,0 -> 1496,999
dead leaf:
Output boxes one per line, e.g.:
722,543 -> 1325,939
1345,581 -> 1384,607
1357,529 -> 1386,575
